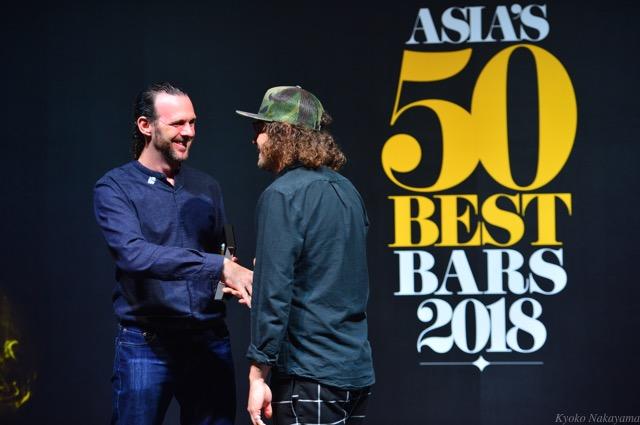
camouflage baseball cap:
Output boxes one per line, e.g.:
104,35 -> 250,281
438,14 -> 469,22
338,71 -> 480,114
236,86 -> 324,130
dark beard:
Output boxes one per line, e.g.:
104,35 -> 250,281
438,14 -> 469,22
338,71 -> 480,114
156,138 -> 189,167
161,144 -> 184,165
258,144 -> 282,172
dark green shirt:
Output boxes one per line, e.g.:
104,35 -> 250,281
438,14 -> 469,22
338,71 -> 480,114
247,165 -> 375,389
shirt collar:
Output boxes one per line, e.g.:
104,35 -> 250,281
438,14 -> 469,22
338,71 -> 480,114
133,160 -> 184,189
277,162 -> 304,177
133,160 -> 165,179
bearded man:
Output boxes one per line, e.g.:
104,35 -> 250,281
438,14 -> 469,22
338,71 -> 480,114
94,82 -> 252,425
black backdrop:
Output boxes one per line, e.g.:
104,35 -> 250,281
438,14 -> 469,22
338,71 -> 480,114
2,1 -> 639,424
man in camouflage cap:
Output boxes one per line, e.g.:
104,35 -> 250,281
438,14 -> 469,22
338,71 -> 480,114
236,86 -> 375,425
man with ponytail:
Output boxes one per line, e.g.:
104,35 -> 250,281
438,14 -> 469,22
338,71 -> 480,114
94,82 -> 252,425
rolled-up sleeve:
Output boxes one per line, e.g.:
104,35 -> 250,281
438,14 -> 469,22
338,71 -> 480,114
247,188 -> 303,365
93,180 -> 224,282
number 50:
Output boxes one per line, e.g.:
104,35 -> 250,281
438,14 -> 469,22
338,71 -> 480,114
381,45 -> 577,192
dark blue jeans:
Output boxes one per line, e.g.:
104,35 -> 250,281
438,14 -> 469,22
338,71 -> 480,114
111,324 -> 235,425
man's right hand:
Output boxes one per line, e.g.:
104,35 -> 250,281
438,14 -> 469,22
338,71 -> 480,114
247,363 -> 272,425
221,258 -> 253,307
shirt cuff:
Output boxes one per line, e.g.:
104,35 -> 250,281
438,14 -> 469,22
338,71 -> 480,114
246,344 -> 276,366
199,252 -> 224,282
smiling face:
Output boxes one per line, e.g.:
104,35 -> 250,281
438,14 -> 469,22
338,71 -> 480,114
153,93 -> 196,163
143,93 -> 196,165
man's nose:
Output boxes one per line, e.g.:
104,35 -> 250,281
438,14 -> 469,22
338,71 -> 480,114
181,122 -> 195,137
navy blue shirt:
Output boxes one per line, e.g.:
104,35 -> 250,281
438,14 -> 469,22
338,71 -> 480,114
93,161 -> 226,327
247,166 -> 375,390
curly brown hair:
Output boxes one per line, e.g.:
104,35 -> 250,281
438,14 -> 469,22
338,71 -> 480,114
259,112 -> 346,172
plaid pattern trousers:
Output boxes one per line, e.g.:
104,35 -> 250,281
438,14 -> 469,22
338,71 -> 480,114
270,374 -> 371,425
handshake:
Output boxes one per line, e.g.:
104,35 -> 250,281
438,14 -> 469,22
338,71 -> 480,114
216,223 -> 253,307
219,257 -> 253,307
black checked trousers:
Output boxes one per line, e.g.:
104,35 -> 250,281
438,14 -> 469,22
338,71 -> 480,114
270,374 -> 371,425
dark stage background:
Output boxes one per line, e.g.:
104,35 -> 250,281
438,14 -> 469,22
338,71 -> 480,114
1,1 -> 639,424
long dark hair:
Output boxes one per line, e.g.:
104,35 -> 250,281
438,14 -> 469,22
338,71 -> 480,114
131,82 -> 187,159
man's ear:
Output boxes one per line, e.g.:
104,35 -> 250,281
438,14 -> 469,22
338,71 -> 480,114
137,116 -> 153,137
